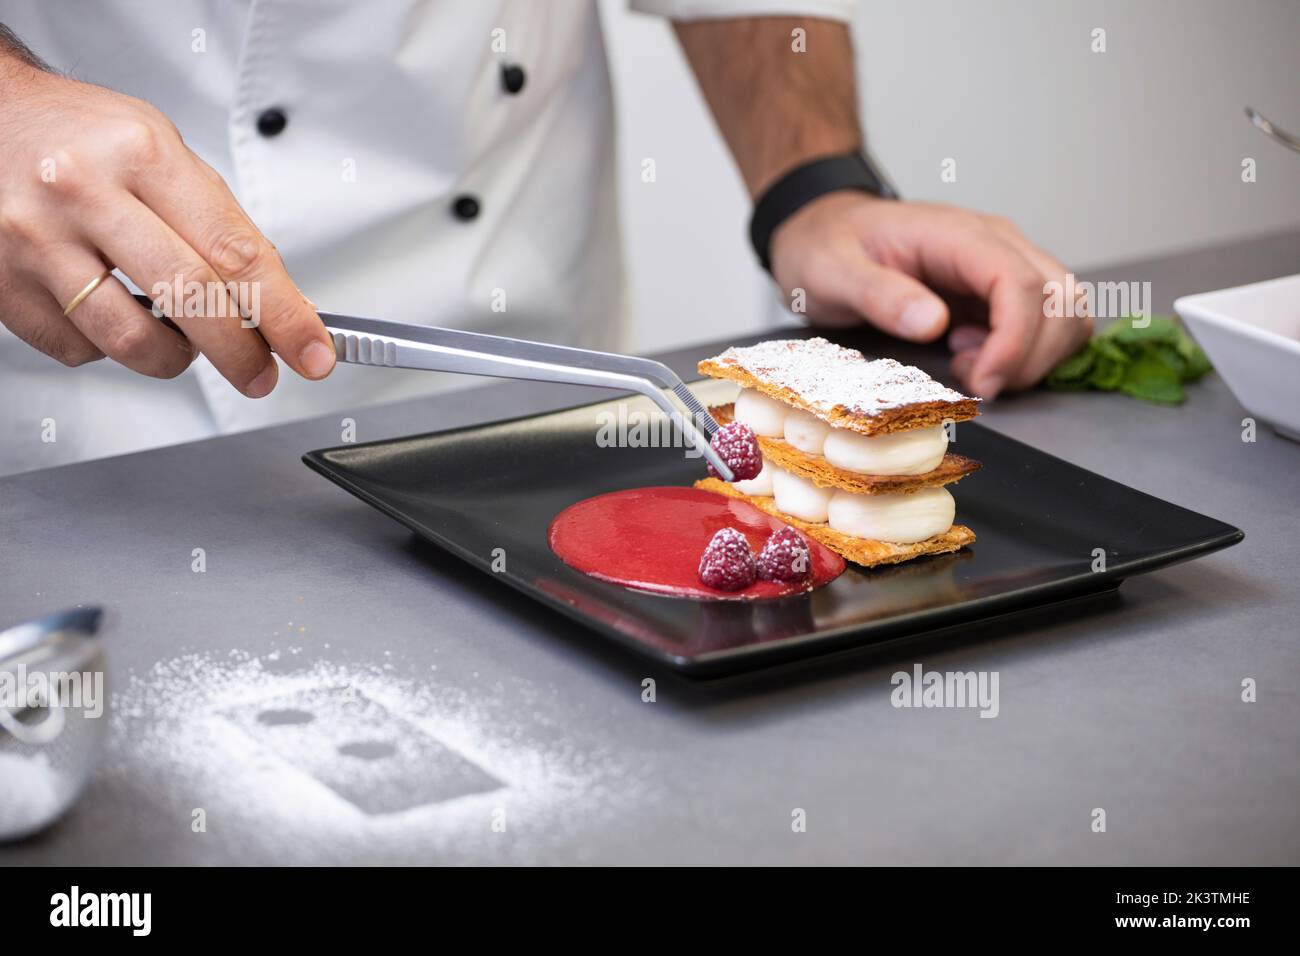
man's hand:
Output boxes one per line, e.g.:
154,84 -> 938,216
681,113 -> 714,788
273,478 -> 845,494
769,192 -> 1092,398
0,51 -> 334,395
674,16 -> 1090,399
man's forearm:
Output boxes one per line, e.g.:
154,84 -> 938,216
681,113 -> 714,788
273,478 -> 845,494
674,17 -> 861,198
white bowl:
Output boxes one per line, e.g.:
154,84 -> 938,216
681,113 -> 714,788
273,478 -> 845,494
1175,274 -> 1300,442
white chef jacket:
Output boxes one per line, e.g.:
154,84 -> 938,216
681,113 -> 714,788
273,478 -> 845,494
0,0 -> 854,476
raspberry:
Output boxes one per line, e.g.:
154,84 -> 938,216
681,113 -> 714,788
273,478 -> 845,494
698,527 -> 757,591
708,422 -> 762,481
756,526 -> 811,582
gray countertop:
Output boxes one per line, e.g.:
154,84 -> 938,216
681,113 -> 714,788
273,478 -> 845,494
3,230 -> 1298,865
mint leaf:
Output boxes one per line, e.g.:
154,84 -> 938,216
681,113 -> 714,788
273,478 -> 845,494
1046,345 -> 1094,385
1103,316 -> 1179,345
1176,335 -> 1212,381
1089,355 -> 1125,390
1150,342 -> 1188,379
1045,314 -> 1213,403
1095,337 -> 1129,364
1119,354 -> 1184,404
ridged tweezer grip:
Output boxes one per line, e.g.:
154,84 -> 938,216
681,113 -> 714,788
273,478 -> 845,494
332,332 -> 398,367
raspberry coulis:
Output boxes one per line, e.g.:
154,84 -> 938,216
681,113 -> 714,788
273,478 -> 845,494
548,486 -> 845,600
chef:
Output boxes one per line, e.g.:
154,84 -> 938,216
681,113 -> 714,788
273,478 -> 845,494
0,1 -> 1090,476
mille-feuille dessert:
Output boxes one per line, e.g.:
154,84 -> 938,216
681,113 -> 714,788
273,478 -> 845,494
695,338 -> 981,568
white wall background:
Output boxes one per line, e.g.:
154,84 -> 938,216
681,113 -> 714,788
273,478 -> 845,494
601,0 -> 1300,351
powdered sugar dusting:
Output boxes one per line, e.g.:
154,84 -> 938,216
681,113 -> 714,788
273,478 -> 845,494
708,421 -> 762,481
698,527 -> 758,591
707,338 -> 975,419
105,649 -> 651,863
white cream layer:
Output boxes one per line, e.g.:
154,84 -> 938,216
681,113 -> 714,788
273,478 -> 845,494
826,486 -> 955,544
770,466 -> 833,523
742,460 -> 955,544
823,424 -> 947,476
783,408 -> 832,454
731,460 -> 773,496
732,388 -> 948,477
733,388 -> 787,437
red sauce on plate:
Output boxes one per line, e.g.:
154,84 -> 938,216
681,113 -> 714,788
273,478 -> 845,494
548,486 -> 845,600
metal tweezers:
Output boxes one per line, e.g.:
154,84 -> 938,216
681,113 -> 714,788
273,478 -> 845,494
1245,106 -> 1300,154
134,295 -> 733,479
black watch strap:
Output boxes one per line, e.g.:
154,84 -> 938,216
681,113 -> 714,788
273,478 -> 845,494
749,152 -> 898,273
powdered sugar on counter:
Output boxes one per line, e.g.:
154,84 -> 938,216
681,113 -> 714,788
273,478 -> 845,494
706,338 -> 975,417
108,650 -> 649,863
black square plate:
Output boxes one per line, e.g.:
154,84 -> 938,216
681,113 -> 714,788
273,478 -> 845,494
304,380 -> 1243,677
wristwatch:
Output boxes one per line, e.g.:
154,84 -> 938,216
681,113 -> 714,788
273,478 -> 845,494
749,151 -> 899,273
